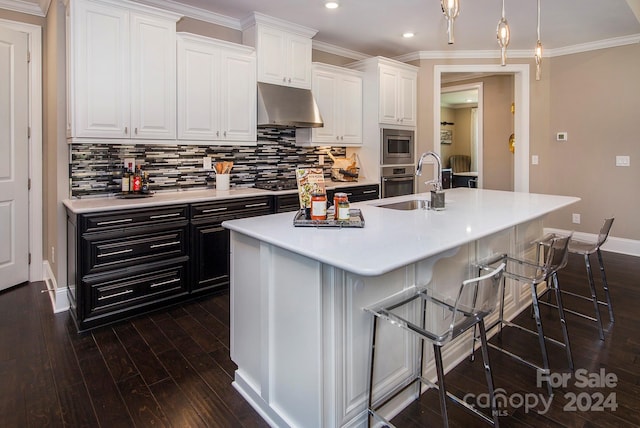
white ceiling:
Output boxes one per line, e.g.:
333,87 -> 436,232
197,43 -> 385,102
7,0 -> 640,59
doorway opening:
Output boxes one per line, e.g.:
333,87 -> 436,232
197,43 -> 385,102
434,64 -> 530,193
440,82 -> 483,188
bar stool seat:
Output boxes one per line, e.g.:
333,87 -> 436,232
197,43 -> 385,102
536,218 -> 615,340
364,263 -> 505,428
475,234 -> 574,395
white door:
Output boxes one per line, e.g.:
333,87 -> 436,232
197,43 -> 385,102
0,26 -> 29,290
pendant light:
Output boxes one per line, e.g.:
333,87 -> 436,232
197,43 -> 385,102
534,0 -> 543,80
496,0 -> 510,66
441,0 -> 460,44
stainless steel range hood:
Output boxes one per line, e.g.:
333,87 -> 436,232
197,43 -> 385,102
257,82 -> 324,128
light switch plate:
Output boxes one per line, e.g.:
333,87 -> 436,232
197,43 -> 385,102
615,155 -> 630,167
531,155 -> 539,165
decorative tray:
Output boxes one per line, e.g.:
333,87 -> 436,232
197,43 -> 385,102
116,192 -> 155,199
293,208 -> 365,228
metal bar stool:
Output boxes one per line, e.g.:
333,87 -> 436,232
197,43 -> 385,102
364,263 -> 506,428
474,234 -> 574,395
536,218 -> 615,340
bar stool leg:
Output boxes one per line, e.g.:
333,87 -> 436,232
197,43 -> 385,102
478,321 -> 500,427
552,273 -> 574,370
433,344 -> 449,428
584,254 -> 605,340
367,316 -> 378,427
529,282 -> 552,396
597,248 -> 614,323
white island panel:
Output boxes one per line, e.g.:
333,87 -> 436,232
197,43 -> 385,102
225,188 -> 579,427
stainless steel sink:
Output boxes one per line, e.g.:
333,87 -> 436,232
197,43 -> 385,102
377,199 -> 429,210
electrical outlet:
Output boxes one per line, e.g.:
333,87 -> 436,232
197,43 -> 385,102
203,156 -> 213,170
615,155 -> 630,167
124,157 -> 135,169
572,213 -> 581,224
556,132 -> 568,141
531,155 -> 539,165
51,246 -> 55,264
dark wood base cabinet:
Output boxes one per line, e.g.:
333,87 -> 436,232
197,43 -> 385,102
67,205 -> 191,331
190,196 -> 272,294
65,188 -> 378,331
67,197 -> 273,331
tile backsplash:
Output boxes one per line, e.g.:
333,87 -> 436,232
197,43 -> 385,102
70,128 -> 346,197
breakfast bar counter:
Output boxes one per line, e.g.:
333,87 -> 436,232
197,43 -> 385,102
222,188 -> 579,427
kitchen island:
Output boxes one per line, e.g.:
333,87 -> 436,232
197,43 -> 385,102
222,188 -> 579,427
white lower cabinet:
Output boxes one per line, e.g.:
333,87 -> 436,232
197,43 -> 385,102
66,0 -> 179,140
177,33 -> 256,144
296,63 -> 363,146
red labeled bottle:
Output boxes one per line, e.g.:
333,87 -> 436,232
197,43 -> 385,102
132,166 -> 142,192
310,192 -> 327,220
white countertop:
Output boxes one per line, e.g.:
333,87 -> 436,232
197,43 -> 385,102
63,180 -> 378,214
222,188 -> 580,276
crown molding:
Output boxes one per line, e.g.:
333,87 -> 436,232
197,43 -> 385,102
394,33 -> 640,63
546,33 -> 640,57
137,0 -> 241,29
0,0 -> 49,17
240,11 -> 317,37
312,40 -> 369,61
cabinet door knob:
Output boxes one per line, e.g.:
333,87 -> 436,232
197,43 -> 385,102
216,131 -> 219,137
288,77 -> 291,83
125,126 -> 128,134
135,127 -> 138,135
223,131 -> 227,137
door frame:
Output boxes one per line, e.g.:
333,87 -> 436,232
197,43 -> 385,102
440,82 -> 484,188
0,19 -> 43,283
434,64 -> 530,192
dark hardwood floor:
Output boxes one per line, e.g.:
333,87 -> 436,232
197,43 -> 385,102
0,251 -> 638,427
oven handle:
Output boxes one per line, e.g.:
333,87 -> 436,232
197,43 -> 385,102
383,176 -> 415,182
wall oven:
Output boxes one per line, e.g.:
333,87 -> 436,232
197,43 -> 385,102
381,166 -> 415,198
381,128 -> 414,165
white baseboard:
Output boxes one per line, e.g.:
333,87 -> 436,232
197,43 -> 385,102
543,228 -> 640,257
42,261 -> 70,313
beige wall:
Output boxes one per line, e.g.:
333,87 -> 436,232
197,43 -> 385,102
543,44 -> 640,239
43,0 -> 68,287
439,107 -> 456,162
176,17 -> 241,43
0,8 -> 45,26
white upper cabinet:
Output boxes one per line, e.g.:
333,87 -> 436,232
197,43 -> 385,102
350,57 -> 418,128
66,0 -> 179,140
378,64 -> 417,127
296,63 -> 363,146
177,33 -> 256,144
242,13 -> 317,89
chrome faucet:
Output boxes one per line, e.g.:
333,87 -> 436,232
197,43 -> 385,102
416,151 -> 443,191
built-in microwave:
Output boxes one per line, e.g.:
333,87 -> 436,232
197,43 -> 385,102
381,128 -> 415,165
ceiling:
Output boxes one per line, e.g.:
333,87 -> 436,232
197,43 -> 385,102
8,0 -> 640,59
153,0 -> 640,59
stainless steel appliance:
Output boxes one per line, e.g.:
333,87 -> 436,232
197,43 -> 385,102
381,128 -> 414,165
381,166 -> 415,198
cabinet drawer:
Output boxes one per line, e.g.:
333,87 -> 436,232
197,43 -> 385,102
274,193 -> 300,213
328,185 -> 379,203
191,196 -> 272,223
82,227 -> 187,275
82,205 -> 188,233
86,263 -> 188,317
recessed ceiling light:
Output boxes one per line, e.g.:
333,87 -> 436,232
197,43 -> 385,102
325,1 -> 339,9
402,32 -> 415,38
